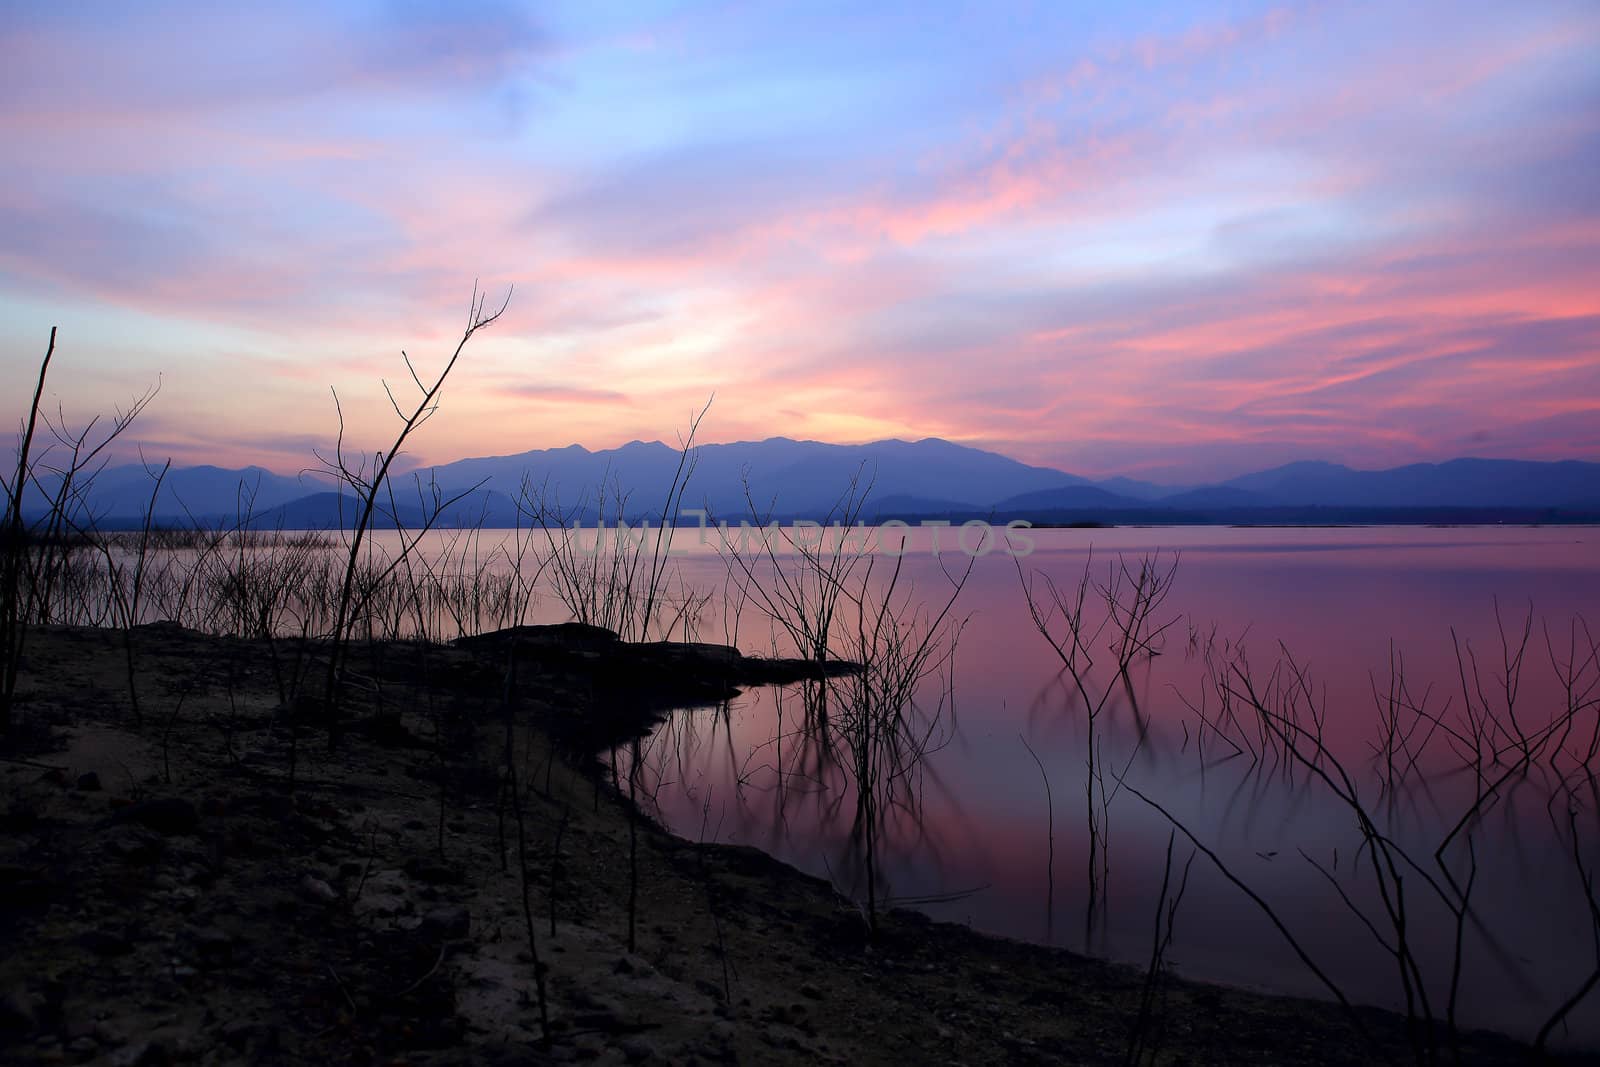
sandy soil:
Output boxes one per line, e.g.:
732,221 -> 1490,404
0,623 -> 1588,1065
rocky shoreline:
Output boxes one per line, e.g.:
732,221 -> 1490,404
0,624 -> 1588,1065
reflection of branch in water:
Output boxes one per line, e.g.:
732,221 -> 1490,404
1015,550 -> 1179,935
1150,612 -> 1600,1058
1019,731 -> 1055,939
1118,777 -> 1375,1052
641,673 -> 981,923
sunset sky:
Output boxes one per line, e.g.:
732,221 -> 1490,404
2,1 -> 1597,483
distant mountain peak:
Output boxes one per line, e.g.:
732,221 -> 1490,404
1219,456 -> 1600,508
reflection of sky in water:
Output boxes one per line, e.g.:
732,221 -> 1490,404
612,526 -> 1600,1046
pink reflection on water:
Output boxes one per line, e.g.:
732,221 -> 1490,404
621,526 -> 1600,1046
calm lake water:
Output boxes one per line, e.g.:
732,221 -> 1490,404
579,525 -> 1600,1047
